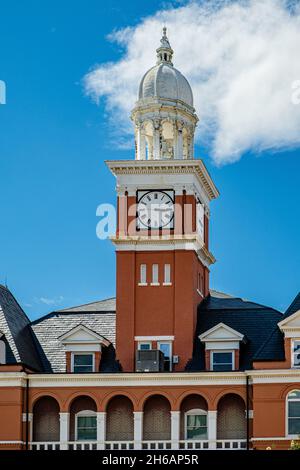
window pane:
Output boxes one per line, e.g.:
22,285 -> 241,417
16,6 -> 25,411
77,416 -> 97,441
159,343 -> 171,359
140,264 -> 146,284
289,418 -> 300,435
293,342 -> 300,353
289,402 -> 300,418
139,343 -> 151,350
152,264 -> 158,284
74,355 -> 93,366
213,352 -> 232,364
289,391 -> 300,399
164,264 -> 171,283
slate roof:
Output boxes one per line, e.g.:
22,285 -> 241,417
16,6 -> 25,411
187,293 -> 284,371
1,285 -> 299,373
0,285 -> 42,370
31,305 -> 117,373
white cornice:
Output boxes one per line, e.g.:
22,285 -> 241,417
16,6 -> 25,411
105,160 -> 219,201
110,234 -> 216,267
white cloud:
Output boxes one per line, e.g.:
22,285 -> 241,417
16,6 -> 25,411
34,296 -> 64,306
84,0 -> 300,164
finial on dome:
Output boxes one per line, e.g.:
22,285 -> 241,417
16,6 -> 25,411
156,26 -> 173,65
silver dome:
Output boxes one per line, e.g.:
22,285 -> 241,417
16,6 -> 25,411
138,62 -> 194,108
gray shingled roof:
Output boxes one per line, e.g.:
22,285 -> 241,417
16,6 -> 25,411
187,293 -> 284,371
31,307 -> 116,373
56,297 -> 116,313
0,285 -> 42,370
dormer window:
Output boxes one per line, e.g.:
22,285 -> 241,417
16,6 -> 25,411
199,323 -> 245,372
211,351 -> 234,372
58,324 -> 111,373
72,353 -> 95,373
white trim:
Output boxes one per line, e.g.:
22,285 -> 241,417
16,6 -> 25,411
134,335 -> 174,341
199,323 -> 244,342
59,324 -> 109,346
211,350 -> 234,372
71,352 -> 95,373
150,283 -> 160,286
138,283 -> 148,287
75,410 -> 97,442
278,309 -> 300,329
163,283 -> 172,286
184,408 -> 208,440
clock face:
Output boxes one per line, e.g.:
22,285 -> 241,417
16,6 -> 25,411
137,190 -> 174,230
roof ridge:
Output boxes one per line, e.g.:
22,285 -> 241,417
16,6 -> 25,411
30,309 -> 116,326
56,297 -> 116,312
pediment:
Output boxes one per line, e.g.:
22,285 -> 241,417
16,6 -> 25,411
278,310 -> 300,330
58,324 -> 110,346
199,322 -> 244,342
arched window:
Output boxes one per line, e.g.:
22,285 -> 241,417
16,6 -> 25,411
185,409 -> 207,440
287,390 -> 300,436
0,339 -> 5,364
75,410 -> 97,441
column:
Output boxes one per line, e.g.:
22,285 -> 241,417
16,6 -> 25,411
59,412 -> 70,450
177,127 -> 183,159
134,411 -> 143,450
207,410 -> 217,449
171,411 -> 180,449
136,125 -> 146,160
173,122 -> 178,160
153,121 -> 160,160
96,412 -> 106,450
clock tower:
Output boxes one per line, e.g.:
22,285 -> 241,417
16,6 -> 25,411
106,28 -> 219,372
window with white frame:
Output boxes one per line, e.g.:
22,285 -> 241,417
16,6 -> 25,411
139,264 -> 147,285
185,409 -> 207,440
211,351 -> 234,371
164,264 -> 171,285
158,341 -> 172,371
138,342 -> 152,350
72,353 -> 94,373
151,264 -> 159,285
0,339 -> 5,364
287,390 -> 300,435
292,341 -> 300,368
76,410 -> 97,441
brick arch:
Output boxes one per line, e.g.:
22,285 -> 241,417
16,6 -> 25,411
143,394 -> 171,441
213,390 -> 246,410
101,391 -> 137,412
106,395 -> 134,442
138,391 -> 174,411
175,390 -> 211,411
216,393 -> 247,440
280,385 -> 300,400
30,392 -> 62,412
65,392 -> 99,412
32,396 -> 60,442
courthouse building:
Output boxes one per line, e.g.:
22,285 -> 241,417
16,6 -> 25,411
0,30 -> 299,451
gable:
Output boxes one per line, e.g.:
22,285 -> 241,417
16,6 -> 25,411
199,322 -> 244,342
59,324 -> 110,346
278,310 -> 300,337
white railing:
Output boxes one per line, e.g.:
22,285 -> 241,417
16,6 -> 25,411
141,441 -> 172,450
30,439 -> 247,450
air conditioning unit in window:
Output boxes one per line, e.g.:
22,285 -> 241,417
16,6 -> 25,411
136,349 -> 164,372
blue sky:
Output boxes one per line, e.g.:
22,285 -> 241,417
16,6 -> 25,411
0,0 -> 299,319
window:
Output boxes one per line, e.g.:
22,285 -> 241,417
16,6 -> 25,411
185,409 -> 207,440
72,353 -> 94,373
288,390 -> 300,435
138,342 -> 152,350
151,264 -> 159,285
292,341 -> 300,368
139,264 -> 147,285
0,340 -> 5,364
211,351 -> 234,371
164,264 -> 171,285
76,411 -> 97,441
197,272 -> 204,295
158,341 -> 172,371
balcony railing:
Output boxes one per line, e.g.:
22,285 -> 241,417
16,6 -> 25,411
30,439 -> 247,450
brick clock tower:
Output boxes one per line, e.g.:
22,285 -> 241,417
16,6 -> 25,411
107,29 -> 219,372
